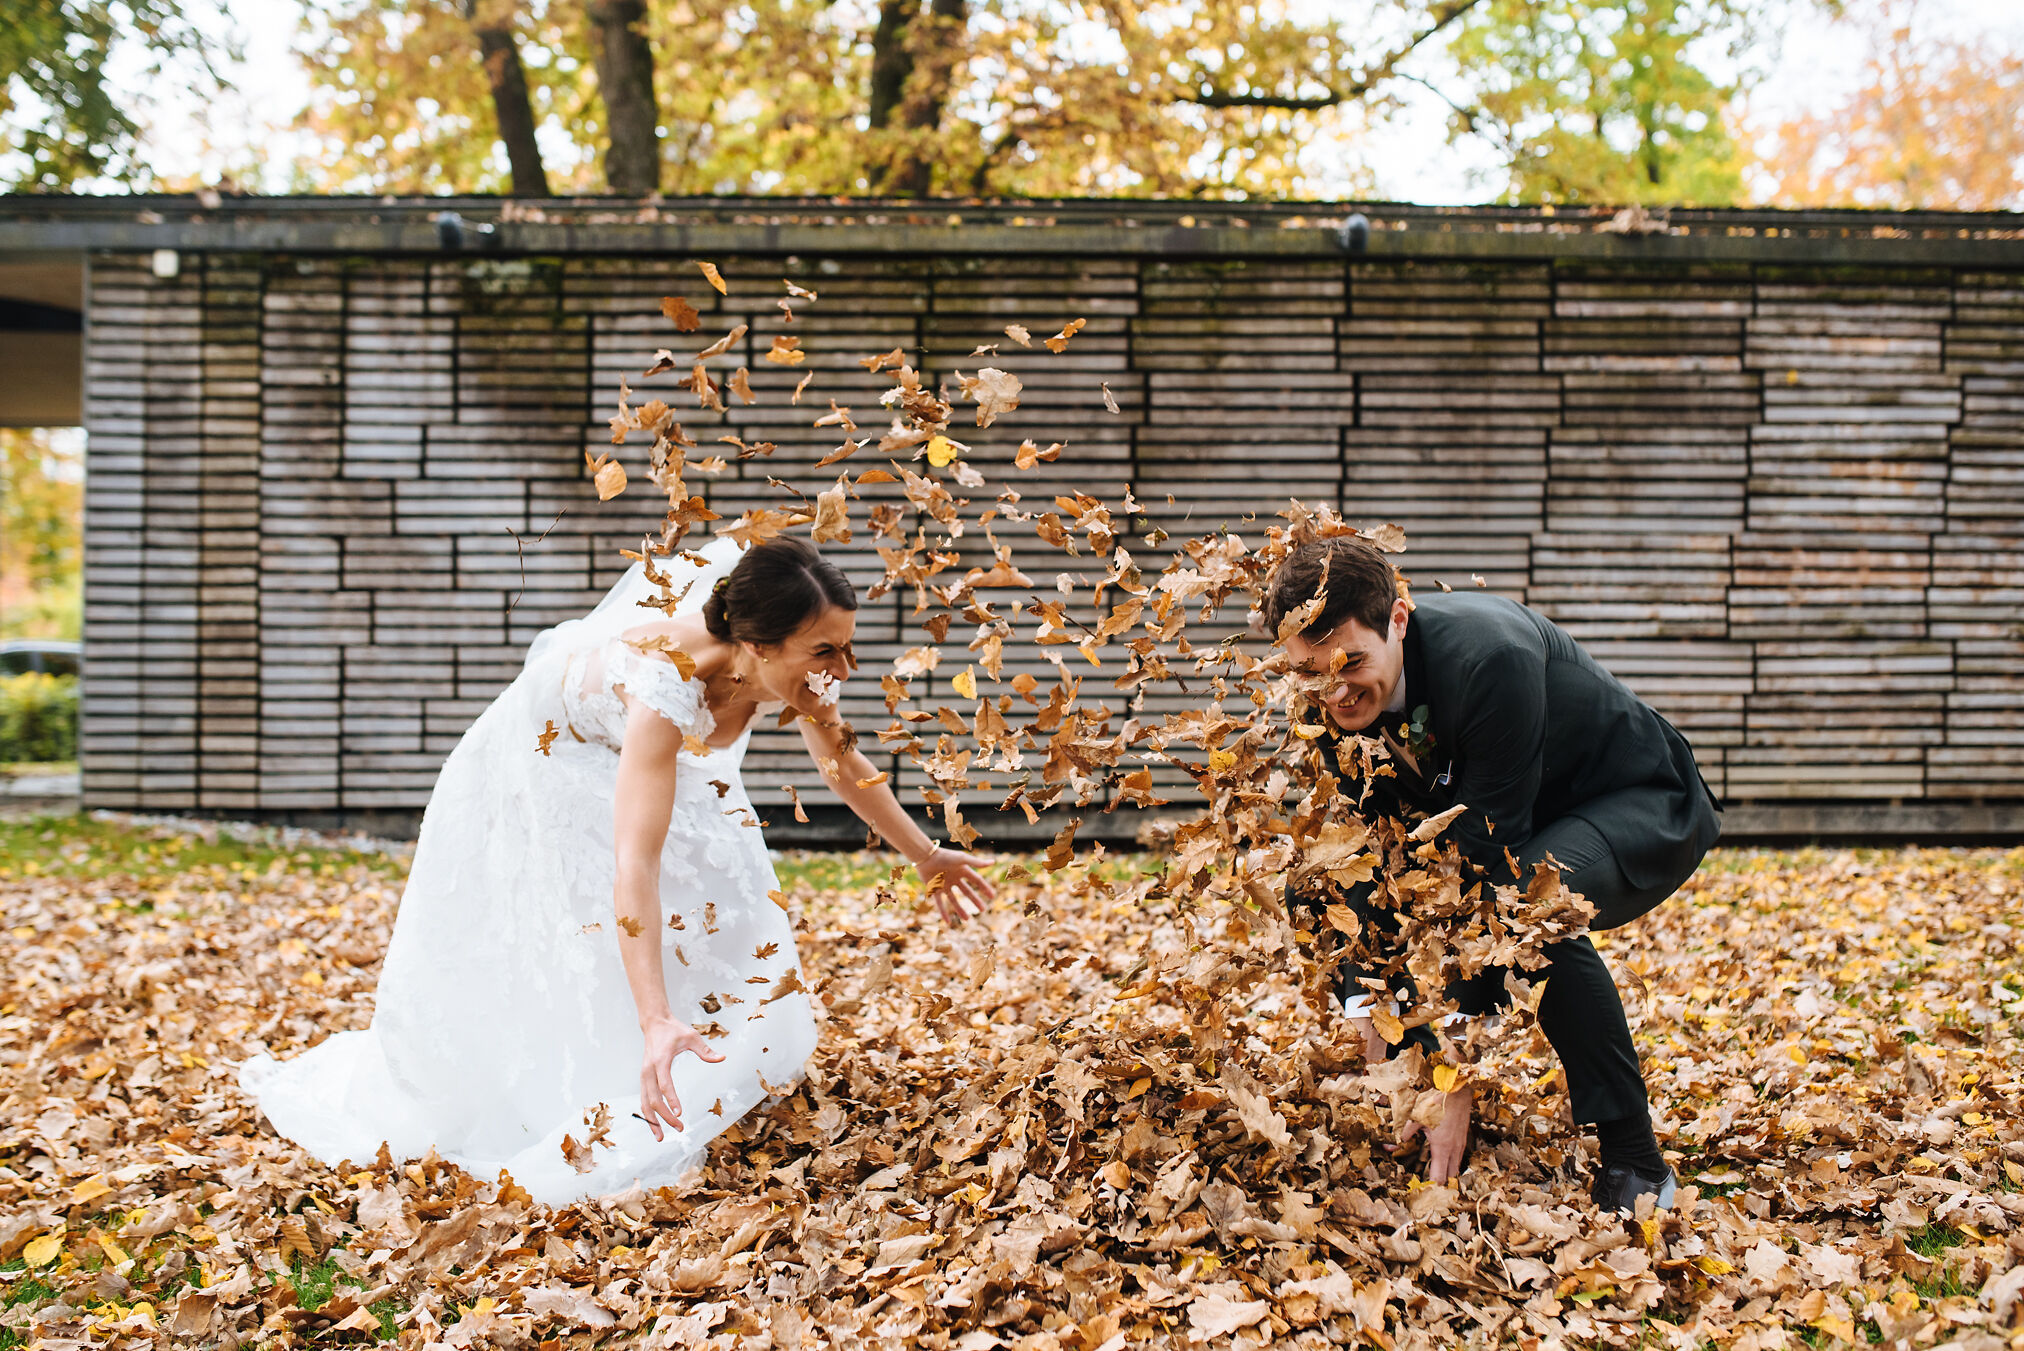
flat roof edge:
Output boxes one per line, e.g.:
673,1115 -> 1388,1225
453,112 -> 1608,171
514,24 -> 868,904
2,216 -> 2022,266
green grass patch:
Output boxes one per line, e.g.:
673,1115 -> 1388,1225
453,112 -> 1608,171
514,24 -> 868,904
1905,1223 -> 1968,1260
287,1254 -> 346,1314
1906,1223 -> 1975,1302
772,850 -> 894,893
0,814 -> 405,885
1,1263 -> 57,1351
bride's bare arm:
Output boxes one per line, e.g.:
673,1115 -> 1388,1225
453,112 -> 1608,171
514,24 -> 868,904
612,699 -> 722,1139
797,714 -> 995,922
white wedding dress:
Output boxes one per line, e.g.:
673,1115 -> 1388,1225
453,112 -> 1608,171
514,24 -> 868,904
238,538 -> 816,1206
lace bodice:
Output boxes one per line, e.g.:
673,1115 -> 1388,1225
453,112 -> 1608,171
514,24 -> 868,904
561,638 -> 736,757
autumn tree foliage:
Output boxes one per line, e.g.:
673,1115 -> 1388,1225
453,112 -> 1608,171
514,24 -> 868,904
290,0 -> 1799,200
1753,1 -> 2024,211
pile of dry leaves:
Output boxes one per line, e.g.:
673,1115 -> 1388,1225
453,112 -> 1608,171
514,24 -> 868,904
6,262 -> 2024,1351
4,838 -> 2023,1349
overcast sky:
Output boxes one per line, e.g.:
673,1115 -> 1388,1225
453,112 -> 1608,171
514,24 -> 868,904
128,0 -> 2024,204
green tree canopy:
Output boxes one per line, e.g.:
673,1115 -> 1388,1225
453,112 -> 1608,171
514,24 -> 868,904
0,0 -> 229,190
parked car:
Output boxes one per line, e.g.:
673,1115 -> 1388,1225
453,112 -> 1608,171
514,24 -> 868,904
0,639 -> 81,677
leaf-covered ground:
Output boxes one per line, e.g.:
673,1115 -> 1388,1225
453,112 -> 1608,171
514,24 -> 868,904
3,815 -> 2023,1350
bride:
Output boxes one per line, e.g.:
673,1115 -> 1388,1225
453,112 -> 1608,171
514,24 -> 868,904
239,534 -> 994,1205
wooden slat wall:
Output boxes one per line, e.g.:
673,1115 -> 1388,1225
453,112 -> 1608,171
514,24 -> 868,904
79,249 -> 2024,825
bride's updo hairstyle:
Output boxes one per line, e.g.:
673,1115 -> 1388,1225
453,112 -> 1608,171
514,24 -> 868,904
702,536 -> 857,645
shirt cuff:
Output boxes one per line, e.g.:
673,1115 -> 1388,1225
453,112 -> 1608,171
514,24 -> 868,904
1341,992 -> 1473,1029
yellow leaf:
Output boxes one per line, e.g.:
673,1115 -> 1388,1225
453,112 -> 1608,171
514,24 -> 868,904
1787,1044 -> 1808,1064
1125,1077 -> 1151,1098
1693,1256 -> 1732,1275
1432,1063 -> 1460,1094
925,434 -> 958,468
98,1235 -> 132,1267
24,1234 -> 61,1268
1811,1317 -> 1857,1343
952,667 -> 977,700
1370,1006 -> 1405,1046
696,260 -> 727,295
1208,750 -> 1237,772
1292,723 -> 1328,740
70,1175 -> 112,1203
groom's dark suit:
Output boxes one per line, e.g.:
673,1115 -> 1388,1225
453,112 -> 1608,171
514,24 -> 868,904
1304,592 -> 1722,1125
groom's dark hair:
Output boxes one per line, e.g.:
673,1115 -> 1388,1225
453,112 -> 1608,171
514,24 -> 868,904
705,536 -> 857,645
1263,536 -> 1398,642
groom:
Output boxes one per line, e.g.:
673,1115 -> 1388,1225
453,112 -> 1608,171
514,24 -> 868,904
1266,535 -> 1722,1213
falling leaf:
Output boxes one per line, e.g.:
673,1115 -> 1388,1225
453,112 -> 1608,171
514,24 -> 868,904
1407,804 -> 1468,842
537,721 -> 560,756
812,479 -> 852,544
696,324 -> 747,360
696,260 -> 727,294
1100,382 -> 1120,414
1005,323 -> 1033,347
1015,439 -> 1064,470
766,335 -> 806,365
588,451 -> 627,501
1044,317 -> 1087,353
962,367 -> 1022,427
925,434 -> 961,468
661,296 -> 701,331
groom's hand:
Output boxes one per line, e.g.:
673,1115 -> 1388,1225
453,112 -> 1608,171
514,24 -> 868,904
639,1016 -> 726,1141
1396,1083 -> 1473,1184
1353,1015 -> 1385,1064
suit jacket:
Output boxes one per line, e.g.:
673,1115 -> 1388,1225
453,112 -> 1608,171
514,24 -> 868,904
1324,593 -> 1722,891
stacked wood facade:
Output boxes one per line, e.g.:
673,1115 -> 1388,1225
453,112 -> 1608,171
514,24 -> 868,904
28,199 -> 2023,838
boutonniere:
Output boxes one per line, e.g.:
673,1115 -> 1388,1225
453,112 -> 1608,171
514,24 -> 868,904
1403,704 -> 1437,760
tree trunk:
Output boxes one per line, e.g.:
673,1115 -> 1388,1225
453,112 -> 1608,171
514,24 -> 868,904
867,0 -> 920,132
463,0 -> 549,197
589,0 -> 660,195
866,0 -> 966,196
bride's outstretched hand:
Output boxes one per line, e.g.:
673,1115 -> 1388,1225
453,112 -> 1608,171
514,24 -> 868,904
916,846 -> 995,924
639,1016 -> 725,1141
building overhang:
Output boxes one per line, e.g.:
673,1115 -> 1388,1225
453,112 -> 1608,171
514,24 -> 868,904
0,194 -> 2019,268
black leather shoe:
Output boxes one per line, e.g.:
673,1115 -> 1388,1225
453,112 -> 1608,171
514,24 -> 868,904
1591,1164 -> 1676,1215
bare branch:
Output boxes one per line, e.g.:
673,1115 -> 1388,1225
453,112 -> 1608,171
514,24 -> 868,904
1180,0 -> 1489,112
